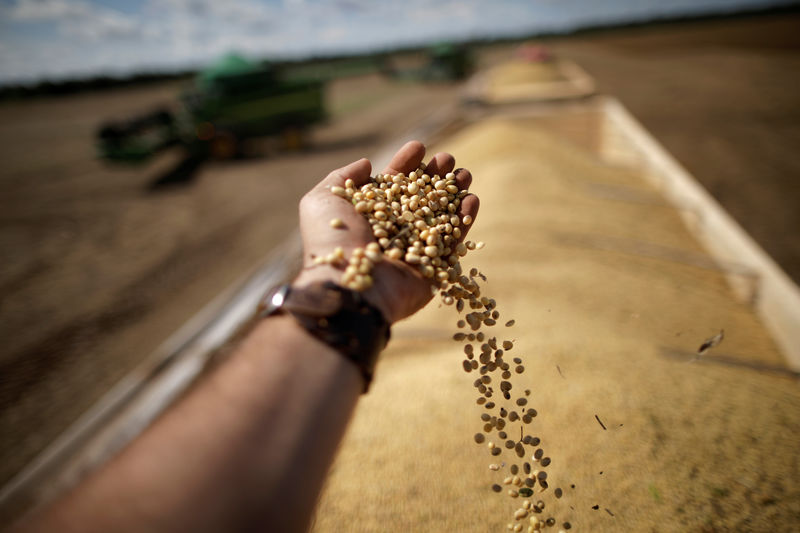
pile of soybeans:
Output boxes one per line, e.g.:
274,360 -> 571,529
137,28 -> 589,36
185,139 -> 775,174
322,162 -> 574,532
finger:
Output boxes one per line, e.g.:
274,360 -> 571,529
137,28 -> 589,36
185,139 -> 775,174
454,167 -> 472,191
423,152 -> 456,178
317,157 -> 372,190
382,140 -> 426,175
457,193 -> 480,242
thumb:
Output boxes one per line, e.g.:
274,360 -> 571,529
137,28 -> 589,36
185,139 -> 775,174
318,157 -> 372,190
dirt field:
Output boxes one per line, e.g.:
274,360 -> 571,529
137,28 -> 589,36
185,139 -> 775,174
0,73 -> 461,485
0,8 -> 798,527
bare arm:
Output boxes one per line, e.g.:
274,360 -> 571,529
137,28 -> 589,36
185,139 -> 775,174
18,141 -> 478,533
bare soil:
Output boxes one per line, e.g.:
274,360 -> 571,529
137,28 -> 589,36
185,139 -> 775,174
0,73 -> 460,484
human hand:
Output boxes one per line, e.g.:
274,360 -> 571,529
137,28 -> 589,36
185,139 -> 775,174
294,140 -> 479,323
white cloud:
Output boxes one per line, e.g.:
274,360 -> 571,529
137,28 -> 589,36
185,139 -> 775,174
7,0 -> 89,20
7,0 -> 143,40
147,0 -> 277,24
62,11 -> 142,40
0,0 -> 551,83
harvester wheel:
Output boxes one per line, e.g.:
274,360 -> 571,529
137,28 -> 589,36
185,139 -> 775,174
281,127 -> 306,151
210,131 -> 238,159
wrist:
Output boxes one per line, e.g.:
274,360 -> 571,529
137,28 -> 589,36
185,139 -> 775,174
262,277 -> 391,392
293,264 -> 397,324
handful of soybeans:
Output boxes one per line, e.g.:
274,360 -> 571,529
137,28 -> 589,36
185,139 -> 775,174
322,163 -> 479,291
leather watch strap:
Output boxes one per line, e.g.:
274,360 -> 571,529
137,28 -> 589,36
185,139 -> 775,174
258,281 -> 390,393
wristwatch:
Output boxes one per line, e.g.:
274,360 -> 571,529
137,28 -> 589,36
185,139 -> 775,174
257,280 -> 391,393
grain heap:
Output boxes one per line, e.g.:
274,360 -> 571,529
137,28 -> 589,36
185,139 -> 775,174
322,163 -> 571,532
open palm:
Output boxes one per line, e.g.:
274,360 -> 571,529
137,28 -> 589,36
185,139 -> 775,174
295,140 -> 480,323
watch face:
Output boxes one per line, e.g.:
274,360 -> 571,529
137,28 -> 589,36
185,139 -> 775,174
268,285 -> 288,309
258,284 -> 291,317
254,280 -> 389,393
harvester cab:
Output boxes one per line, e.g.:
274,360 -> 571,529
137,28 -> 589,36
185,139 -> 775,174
96,53 -> 326,163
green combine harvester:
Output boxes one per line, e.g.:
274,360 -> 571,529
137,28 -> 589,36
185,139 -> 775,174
97,53 -> 326,162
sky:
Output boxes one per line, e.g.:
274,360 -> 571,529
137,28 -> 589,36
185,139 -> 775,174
0,0 -> 795,85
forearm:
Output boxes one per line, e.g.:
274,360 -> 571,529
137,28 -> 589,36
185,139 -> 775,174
23,314 -> 361,533
19,140 -> 477,533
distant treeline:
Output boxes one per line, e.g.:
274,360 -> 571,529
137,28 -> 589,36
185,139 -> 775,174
0,51 -> 405,103
0,70 -> 196,102
0,54 -> 395,103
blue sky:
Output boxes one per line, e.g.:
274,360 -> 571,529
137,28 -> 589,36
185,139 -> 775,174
0,0 -> 794,85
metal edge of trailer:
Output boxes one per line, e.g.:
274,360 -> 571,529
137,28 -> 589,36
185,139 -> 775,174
600,96 -> 800,370
458,91 -> 800,369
